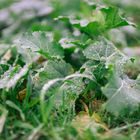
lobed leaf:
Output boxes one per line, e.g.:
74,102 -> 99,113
57,6 -> 131,37
34,60 -> 74,89
103,72 -> 140,116
83,37 -> 117,61
15,32 -> 64,63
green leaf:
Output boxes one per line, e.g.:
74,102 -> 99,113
15,32 -> 64,63
102,72 -> 140,116
71,20 -> 103,37
83,37 -> 118,61
34,60 -> 74,89
0,106 -> 8,134
6,100 -> 25,121
0,64 -> 9,76
0,64 -> 30,90
54,77 -> 85,110
40,72 -> 94,121
135,128 -> 140,140
83,37 -> 128,74
56,16 -> 103,37
57,6 -> 131,38
101,7 -> 130,29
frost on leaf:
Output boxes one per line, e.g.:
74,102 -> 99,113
83,37 -> 128,71
83,37 -> 118,61
40,72 -> 94,111
15,32 -> 64,63
0,65 -> 29,90
102,72 -> 140,116
34,60 -> 74,89
54,77 -> 85,109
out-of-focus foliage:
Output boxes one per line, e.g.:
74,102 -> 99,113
0,0 -> 140,140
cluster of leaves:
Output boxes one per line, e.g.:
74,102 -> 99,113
0,0 -> 140,140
